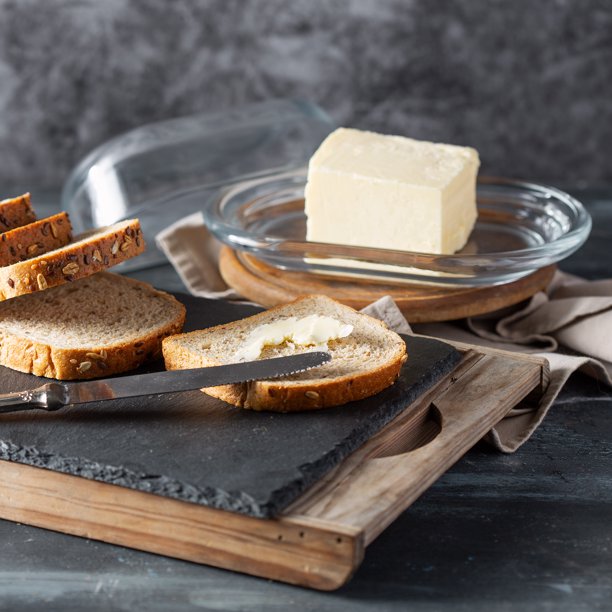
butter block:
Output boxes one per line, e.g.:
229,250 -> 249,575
304,128 -> 480,254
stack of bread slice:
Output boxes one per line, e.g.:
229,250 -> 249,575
0,193 -> 185,380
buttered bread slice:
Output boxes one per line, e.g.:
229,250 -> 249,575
0,219 -> 144,300
163,294 -> 407,412
0,272 -> 185,380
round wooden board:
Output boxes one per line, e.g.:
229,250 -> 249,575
219,246 -> 557,322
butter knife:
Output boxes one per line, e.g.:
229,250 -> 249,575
0,352 -> 330,414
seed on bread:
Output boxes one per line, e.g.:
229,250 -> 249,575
77,361 -> 92,373
305,391 -> 320,400
62,262 -> 80,276
36,273 -> 48,290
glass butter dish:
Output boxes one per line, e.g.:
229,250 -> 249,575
203,169 -> 592,286
62,99 -> 334,271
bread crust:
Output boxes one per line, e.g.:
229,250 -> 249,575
0,273 -> 186,380
0,220 -> 145,301
200,357 -> 405,411
163,295 -> 408,412
0,212 -> 73,266
0,193 -> 36,231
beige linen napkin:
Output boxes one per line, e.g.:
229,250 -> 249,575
157,212 -> 240,300
156,216 -> 612,452
364,292 -> 612,452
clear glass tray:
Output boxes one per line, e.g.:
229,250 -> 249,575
203,170 -> 592,286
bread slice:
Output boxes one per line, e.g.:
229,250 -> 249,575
0,219 -> 144,301
0,193 -> 37,230
163,295 -> 408,412
0,212 -> 73,266
0,272 -> 186,380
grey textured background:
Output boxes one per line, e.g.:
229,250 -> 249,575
0,0 -> 611,189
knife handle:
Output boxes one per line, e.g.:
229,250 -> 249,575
0,383 -> 67,413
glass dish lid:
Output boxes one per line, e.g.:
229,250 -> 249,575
203,169 -> 592,286
61,99 -> 334,271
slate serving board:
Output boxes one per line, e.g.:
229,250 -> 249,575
0,295 -> 460,518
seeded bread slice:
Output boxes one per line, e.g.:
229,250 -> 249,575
0,193 -> 37,230
0,271 -> 186,380
0,212 -> 73,266
163,294 -> 408,412
0,219 -> 144,301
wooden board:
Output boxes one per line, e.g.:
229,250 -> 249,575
219,247 -> 556,322
0,296 -> 460,521
0,341 -> 548,591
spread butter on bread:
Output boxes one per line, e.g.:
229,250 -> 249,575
162,295 -> 407,412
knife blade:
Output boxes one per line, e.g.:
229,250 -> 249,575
0,351 -> 331,414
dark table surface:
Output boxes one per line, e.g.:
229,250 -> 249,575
1,187 -> 611,612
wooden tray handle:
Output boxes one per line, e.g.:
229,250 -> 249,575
293,350 -> 545,546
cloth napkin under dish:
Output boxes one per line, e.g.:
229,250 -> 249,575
157,212 -> 612,452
